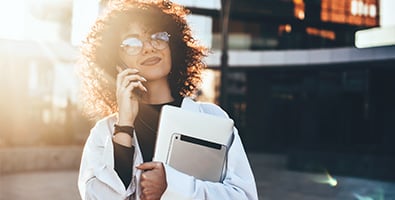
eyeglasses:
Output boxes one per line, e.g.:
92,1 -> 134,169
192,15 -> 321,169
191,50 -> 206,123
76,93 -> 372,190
120,32 -> 170,56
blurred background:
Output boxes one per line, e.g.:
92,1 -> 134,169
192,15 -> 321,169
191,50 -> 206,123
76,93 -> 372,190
1,0 -> 395,199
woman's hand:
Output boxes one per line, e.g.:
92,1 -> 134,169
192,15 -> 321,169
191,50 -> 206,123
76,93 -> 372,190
116,67 -> 147,126
137,162 -> 167,200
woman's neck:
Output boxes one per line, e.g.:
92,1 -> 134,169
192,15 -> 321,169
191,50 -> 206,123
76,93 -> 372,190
140,79 -> 174,104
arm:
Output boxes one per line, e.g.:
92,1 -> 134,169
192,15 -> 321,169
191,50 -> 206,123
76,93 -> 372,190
78,66 -> 146,199
160,127 -> 258,200
78,121 -> 132,200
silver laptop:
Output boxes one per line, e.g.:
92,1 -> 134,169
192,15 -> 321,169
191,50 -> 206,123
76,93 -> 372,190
153,105 -> 234,182
166,133 -> 227,182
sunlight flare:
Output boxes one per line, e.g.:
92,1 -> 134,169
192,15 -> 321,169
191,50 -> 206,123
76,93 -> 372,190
311,170 -> 338,187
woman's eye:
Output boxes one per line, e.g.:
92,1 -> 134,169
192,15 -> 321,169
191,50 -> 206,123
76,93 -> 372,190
122,38 -> 142,47
152,32 -> 169,42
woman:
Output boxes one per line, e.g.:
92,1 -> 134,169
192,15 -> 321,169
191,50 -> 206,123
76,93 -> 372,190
77,0 -> 258,199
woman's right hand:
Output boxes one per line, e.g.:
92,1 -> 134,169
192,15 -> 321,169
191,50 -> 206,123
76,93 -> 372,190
116,67 -> 147,126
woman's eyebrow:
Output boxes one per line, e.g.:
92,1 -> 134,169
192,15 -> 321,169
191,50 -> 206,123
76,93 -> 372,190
122,33 -> 140,39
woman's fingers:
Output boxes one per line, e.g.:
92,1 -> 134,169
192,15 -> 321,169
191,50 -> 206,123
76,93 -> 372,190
116,68 -> 139,88
116,67 -> 147,95
115,67 -> 145,125
121,75 -> 147,95
124,81 -> 147,97
137,162 -> 167,200
121,74 -> 147,88
137,81 -> 148,93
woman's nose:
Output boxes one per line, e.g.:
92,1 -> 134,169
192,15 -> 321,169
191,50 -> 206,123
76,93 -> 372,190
142,40 -> 156,54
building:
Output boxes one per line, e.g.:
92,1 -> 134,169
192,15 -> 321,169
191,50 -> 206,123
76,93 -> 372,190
0,0 -> 394,181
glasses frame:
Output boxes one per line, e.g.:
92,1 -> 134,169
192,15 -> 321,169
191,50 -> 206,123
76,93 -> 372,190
120,31 -> 171,56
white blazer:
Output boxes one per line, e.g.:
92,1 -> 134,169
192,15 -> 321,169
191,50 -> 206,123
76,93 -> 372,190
78,98 -> 258,200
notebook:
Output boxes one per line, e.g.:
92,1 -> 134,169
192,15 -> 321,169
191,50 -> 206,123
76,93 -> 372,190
153,105 -> 234,182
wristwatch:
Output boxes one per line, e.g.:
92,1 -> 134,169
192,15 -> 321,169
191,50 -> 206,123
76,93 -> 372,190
113,124 -> 134,138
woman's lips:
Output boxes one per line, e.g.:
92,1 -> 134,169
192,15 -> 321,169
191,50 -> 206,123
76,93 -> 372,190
140,56 -> 161,66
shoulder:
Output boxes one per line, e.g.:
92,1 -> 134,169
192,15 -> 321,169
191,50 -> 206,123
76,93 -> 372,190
199,101 -> 230,119
182,97 -> 230,119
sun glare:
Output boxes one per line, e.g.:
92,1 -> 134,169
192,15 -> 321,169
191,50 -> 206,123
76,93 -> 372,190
311,170 -> 338,187
0,1 -> 26,40
0,0 -> 61,41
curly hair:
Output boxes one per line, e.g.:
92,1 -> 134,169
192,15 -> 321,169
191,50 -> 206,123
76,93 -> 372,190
77,0 -> 208,121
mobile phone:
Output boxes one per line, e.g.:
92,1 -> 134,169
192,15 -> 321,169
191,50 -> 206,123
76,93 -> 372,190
118,58 -> 129,70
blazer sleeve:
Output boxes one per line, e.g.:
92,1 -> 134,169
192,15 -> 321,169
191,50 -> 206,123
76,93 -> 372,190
160,126 -> 259,200
78,119 -> 132,200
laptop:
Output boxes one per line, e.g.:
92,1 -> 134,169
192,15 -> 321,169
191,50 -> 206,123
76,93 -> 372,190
153,105 -> 234,182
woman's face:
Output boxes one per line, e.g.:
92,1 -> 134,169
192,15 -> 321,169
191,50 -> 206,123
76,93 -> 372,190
118,23 -> 172,82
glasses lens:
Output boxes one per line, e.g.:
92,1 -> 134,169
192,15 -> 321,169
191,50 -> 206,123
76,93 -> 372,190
120,32 -> 170,55
152,32 -> 170,42
121,37 -> 143,55
150,32 -> 170,50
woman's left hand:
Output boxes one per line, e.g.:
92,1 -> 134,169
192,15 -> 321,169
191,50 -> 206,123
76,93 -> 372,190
137,162 -> 167,200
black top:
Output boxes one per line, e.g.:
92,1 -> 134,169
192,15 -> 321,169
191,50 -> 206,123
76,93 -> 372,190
113,97 -> 182,188
113,142 -> 134,188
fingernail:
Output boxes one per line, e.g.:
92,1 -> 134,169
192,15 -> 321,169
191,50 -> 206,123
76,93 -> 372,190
141,77 -> 147,82
132,68 -> 139,73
